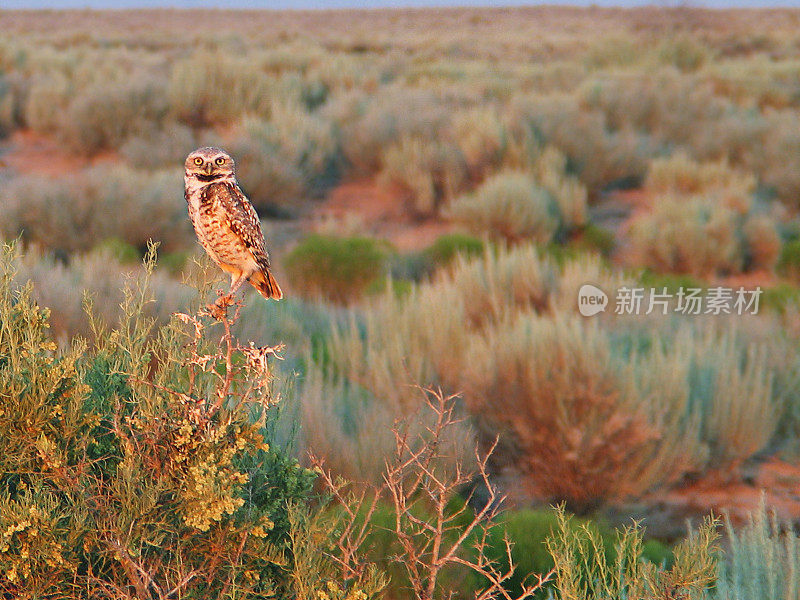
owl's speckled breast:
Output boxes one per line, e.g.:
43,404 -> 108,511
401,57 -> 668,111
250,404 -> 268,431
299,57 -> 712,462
186,177 -> 252,272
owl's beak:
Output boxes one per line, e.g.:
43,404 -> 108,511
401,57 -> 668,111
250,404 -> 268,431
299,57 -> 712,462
204,162 -> 214,175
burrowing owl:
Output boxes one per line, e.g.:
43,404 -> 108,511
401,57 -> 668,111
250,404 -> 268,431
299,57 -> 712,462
184,147 -> 282,303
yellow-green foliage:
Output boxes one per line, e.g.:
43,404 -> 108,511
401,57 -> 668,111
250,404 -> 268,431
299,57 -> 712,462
0,244 -> 384,599
284,234 -> 389,304
546,507 -> 719,600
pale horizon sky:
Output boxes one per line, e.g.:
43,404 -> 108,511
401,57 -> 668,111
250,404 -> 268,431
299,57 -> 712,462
3,0 -> 800,9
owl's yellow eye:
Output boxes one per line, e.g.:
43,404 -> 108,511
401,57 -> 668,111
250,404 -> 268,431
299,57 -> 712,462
193,157 -> 203,166
215,157 -> 225,165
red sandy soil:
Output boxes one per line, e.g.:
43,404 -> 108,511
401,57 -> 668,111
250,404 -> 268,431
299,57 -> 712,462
311,178 -> 456,252
654,458 -> 800,527
1,130 -> 119,176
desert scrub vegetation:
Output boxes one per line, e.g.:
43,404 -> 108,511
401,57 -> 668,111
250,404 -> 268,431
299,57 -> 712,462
284,234 -> 389,304
314,243 -> 798,509
229,109 -> 340,210
0,243 -> 388,599
546,508 -> 719,600
627,153 -> 781,276
446,158 -> 587,245
0,165 -> 190,255
712,500 -> 800,600
447,172 -> 560,244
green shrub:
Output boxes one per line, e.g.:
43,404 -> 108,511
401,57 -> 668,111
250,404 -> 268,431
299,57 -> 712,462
422,233 -> 485,269
777,239 -> 800,280
575,224 -> 616,257
284,235 -> 389,304
761,283 -> 800,314
447,171 -> 560,244
657,34 -> 711,72
93,237 -> 141,264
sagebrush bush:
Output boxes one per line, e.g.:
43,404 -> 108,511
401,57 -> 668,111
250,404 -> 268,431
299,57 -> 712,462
712,501 -> 800,600
322,86 -> 451,176
379,134 -> 467,217
628,194 -> 780,276
13,245 -> 193,340
284,234 -> 389,304
58,75 -> 169,155
510,93 -> 653,193
120,122 -> 199,169
447,171 -> 559,244
229,109 -> 340,209
461,312 -> 701,512
168,50 -> 274,126
645,151 -> 756,197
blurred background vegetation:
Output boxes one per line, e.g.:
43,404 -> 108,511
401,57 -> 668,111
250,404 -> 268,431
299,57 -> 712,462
3,5 -> 800,598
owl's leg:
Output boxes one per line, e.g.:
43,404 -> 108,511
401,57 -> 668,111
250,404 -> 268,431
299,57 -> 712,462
228,272 -> 246,297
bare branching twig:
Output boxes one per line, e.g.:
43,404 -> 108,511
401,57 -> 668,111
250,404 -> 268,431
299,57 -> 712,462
312,387 -> 553,600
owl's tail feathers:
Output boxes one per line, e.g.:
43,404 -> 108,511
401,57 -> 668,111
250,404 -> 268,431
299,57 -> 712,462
250,268 -> 283,300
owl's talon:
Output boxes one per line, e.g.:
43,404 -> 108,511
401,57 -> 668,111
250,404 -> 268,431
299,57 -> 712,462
201,294 -> 233,320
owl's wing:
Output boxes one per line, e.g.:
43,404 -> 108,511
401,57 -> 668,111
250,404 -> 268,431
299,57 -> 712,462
201,182 -> 271,266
